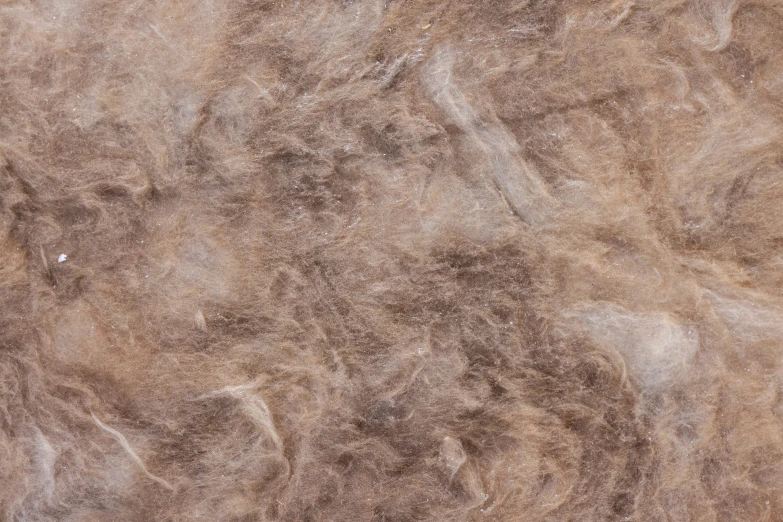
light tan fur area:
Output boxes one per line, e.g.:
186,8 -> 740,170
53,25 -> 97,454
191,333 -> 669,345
2,1 -> 783,520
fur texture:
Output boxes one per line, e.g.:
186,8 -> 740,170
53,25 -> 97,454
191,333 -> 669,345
2,1 -> 783,520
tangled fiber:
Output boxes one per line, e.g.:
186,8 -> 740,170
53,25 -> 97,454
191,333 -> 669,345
2,1 -> 783,520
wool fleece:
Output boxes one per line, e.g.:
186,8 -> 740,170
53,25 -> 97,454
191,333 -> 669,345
2,1 -> 783,521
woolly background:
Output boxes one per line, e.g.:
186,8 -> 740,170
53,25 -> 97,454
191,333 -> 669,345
2,0 -> 783,520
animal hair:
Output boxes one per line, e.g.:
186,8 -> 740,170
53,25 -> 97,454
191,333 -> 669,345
2,0 -> 783,520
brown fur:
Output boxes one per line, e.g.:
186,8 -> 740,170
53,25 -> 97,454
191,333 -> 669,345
2,1 -> 783,520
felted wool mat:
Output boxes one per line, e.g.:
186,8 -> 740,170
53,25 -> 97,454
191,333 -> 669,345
2,1 -> 783,520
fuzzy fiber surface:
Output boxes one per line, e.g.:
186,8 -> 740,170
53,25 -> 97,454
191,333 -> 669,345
3,1 -> 783,521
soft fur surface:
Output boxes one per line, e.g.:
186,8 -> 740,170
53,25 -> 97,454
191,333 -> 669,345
2,1 -> 783,520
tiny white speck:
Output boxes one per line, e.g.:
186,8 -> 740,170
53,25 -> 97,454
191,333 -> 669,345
58,254 -> 67,263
